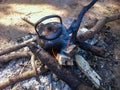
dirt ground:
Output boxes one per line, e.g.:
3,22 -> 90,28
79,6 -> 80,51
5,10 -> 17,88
0,0 -> 120,90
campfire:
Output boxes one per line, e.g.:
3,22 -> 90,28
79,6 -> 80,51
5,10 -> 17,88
0,0 -> 120,90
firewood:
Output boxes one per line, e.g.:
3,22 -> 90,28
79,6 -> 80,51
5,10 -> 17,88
56,53 -> 73,66
0,67 -> 48,89
22,17 -> 35,26
0,36 -> 37,56
28,42 -> 90,90
30,53 -> 41,83
0,52 -> 31,63
75,54 -> 102,88
77,13 -> 120,40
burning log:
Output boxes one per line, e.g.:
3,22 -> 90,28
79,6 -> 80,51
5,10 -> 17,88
28,42 -> 89,90
77,13 -> 120,40
0,67 -> 48,89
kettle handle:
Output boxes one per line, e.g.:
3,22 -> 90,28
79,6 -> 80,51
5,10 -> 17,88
35,15 -> 63,40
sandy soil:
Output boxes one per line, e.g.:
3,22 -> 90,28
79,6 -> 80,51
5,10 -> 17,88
0,0 -> 119,47
0,0 -> 120,90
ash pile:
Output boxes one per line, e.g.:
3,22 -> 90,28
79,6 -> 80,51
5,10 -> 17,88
0,0 -> 120,90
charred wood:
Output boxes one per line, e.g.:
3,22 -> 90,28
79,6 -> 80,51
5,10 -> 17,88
28,42 -> 89,90
68,0 -> 98,36
75,40 -> 106,57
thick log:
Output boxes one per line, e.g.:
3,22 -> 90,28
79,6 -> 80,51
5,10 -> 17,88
0,67 -> 48,89
0,52 -> 30,63
28,42 -> 88,90
0,37 -> 37,56
78,13 -> 120,40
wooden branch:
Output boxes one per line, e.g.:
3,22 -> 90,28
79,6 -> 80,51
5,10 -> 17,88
28,42 -> 90,90
75,54 -> 102,88
30,53 -> 41,83
22,17 -> 35,26
105,13 -> 120,22
75,40 -> 106,57
78,13 -> 120,40
0,52 -> 31,63
0,37 -> 37,56
0,67 -> 48,89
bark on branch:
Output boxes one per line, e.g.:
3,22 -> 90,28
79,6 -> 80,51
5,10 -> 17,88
0,37 -> 37,56
0,52 -> 31,63
0,67 -> 48,89
78,13 -> 120,40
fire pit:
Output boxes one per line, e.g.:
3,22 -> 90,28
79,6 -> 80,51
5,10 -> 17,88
0,0 -> 120,90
